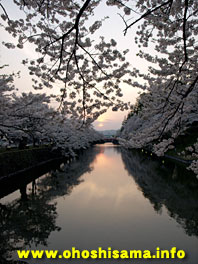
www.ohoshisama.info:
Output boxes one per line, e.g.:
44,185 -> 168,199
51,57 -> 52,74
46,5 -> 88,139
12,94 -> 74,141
17,247 -> 186,260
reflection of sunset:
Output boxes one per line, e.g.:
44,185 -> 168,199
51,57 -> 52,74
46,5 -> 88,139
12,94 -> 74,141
72,145 -> 139,209
95,152 -> 113,167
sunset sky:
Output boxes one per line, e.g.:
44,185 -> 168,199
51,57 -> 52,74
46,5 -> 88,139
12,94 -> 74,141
0,0 -> 150,131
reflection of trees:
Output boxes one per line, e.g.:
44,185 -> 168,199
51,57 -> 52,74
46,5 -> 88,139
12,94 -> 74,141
0,147 -> 99,263
0,196 -> 59,263
119,148 -> 198,237
35,147 -> 100,201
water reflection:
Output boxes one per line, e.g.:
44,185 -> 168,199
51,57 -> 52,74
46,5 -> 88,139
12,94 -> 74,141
0,144 -> 197,264
119,148 -> 198,237
32,147 -> 99,202
0,194 -> 59,262
0,147 -> 99,263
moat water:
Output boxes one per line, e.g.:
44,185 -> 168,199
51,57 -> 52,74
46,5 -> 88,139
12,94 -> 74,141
0,143 -> 198,263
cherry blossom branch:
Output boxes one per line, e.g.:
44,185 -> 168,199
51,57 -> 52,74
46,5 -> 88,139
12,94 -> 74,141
8,114 -> 50,122
52,0 -> 91,74
123,0 -> 172,35
58,51 -> 75,109
159,75 -> 198,138
118,13 -> 128,31
78,43 -> 111,77
0,3 -> 10,21
114,0 -> 141,15
44,0 -> 91,49
183,0 -> 189,62
0,123 -> 41,134
73,50 -> 87,122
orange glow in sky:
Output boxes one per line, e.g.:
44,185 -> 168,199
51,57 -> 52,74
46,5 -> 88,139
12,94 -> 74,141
97,116 -> 105,122
0,0 -> 144,131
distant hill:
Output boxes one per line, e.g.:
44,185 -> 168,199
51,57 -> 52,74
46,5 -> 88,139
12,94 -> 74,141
98,130 -> 117,137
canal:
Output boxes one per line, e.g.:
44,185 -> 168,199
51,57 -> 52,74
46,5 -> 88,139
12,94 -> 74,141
0,143 -> 198,264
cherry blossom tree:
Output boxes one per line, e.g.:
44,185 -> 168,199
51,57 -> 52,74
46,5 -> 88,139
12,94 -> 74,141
0,1 -> 198,172
114,0 -> 198,175
0,0 -> 133,122
0,71 -> 102,153
0,67 -> 18,144
0,0 -> 197,121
